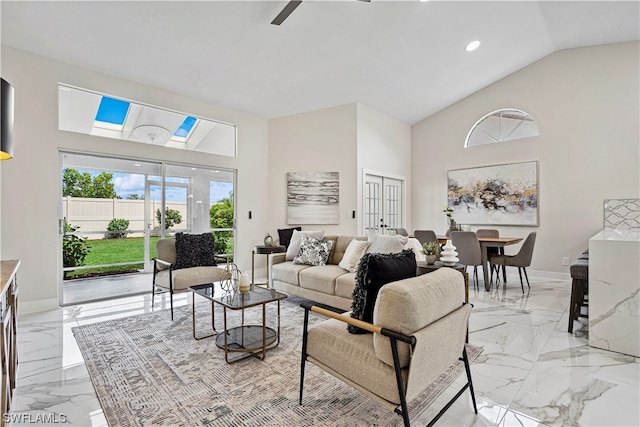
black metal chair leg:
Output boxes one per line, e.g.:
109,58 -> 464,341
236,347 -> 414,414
462,347 -> 478,414
518,268 -> 524,292
390,337 -> 410,427
170,289 -> 174,320
299,308 -> 310,405
489,264 -> 495,289
523,267 -> 530,289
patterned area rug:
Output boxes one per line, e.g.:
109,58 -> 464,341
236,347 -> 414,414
73,298 -> 481,426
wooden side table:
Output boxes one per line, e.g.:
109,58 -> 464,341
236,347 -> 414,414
252,245 -> 286,288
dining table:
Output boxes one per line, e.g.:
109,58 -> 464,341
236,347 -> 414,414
437,235 -> 523,291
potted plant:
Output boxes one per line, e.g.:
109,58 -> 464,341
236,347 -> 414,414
422,241 -> 440,265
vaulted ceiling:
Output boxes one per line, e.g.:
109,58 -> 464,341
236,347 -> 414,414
2,1 -> 638,124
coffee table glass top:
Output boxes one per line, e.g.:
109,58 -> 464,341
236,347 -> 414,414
190,283 -> 287,309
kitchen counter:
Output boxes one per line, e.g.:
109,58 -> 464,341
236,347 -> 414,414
588,230 -> 640,357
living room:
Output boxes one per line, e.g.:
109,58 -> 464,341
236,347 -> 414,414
1,1 -> 639,426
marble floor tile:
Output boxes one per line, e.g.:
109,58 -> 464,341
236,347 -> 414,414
7,364 -> 106,427
9,275 -> 640,426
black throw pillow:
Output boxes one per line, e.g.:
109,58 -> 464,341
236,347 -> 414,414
348,249 -> 417,334
277,227 -> 302,249
174,232 -> 217,269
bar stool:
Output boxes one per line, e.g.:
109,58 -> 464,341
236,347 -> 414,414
568,250 -> 589,333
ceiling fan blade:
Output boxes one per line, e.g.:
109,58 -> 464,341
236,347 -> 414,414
271,0 -> 302,26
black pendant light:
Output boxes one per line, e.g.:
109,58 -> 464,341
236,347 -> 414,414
1,78 -> 15,160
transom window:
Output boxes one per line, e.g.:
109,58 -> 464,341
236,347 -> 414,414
465,108 -> 539,147
58,84 -> 237,157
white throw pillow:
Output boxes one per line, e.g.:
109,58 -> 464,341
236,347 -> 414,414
338,239 -> 370,272
365,234 -> 408,254
285,229 -> 324,261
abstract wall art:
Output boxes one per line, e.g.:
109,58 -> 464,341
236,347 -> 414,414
447,161 -> 538,226
287,171 -> 339,224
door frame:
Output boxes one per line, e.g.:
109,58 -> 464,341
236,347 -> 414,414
58,150 -> 237,306
360,169 -> 407,236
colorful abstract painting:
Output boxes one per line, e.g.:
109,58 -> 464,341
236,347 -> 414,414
287,172 -> 339,224
447,161 -> 538,226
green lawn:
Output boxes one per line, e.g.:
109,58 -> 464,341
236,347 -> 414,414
66,235 -> 233,279
83,237 -> 160,265
65,237 -> 159,279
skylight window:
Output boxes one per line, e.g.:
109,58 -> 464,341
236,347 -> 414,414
172,116 -> 198,142
59,84 -> 238,157
94,97 -> 130,131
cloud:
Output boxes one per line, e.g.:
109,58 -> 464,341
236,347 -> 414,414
114,173 -> 146,193
112,172 -> 233,203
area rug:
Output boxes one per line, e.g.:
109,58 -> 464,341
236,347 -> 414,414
73,298 -> 481,426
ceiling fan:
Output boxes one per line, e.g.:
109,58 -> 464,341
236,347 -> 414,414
271,0 -> 371,26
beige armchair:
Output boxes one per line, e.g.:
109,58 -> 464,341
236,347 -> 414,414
299,268 -> 477,426
152,237 -> 226,320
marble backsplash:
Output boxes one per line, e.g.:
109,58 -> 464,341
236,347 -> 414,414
604,198 -> 640,230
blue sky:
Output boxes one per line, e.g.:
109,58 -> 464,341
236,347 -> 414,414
79,170 -> 232,203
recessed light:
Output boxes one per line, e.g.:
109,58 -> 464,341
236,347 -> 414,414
465,40 -> 481,52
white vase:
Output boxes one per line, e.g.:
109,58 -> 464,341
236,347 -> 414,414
425,254 -> 437,265
440,240 -> 459,266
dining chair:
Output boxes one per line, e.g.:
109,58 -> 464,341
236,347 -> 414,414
451,231 -> 482,290
413,229 -> 438,246
476,229 -> 501,280
392,227 -> 409,237
488,232 -> 537,292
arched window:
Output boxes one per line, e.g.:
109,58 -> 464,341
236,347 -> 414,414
465,108 -> 539,147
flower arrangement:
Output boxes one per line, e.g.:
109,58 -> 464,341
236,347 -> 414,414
422,241 -> 440,256
443,205 -> 455,223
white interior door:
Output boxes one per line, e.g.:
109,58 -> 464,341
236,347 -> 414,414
363,174 -> 404,235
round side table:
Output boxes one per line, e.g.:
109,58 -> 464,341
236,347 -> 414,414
252,245 -> 286,287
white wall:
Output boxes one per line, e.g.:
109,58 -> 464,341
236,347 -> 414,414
356,104 -> 412,234
268,103 -> 412,239
268,104 -> 359,237
411,41 -> 640,274
0,46 -> 269,312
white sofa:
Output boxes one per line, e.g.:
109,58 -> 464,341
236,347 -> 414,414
270,233 -> 422,311
270,235 -> 366,311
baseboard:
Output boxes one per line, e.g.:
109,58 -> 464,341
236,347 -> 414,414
19,297 -> 59,315
524,269 -> 570,281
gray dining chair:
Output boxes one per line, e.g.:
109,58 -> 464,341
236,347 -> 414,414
476,229 -> 501,279
413,229 -> 438,246
489,232 -> 537,292
392,227 -> 409,237
451,231 -> 482,290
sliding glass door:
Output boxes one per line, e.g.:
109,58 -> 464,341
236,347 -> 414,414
60,152 -> 235,305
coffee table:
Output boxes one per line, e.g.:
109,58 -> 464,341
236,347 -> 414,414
190,283 -> 288,363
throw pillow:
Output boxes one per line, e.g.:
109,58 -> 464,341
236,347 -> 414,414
293,235 -> 334,266
285,229 -> 324,261
174,232 -> 217,269
348,249 -> 417,334
277,227 -> 302,249
365,233 -> 409,254
338,239 -> 370,272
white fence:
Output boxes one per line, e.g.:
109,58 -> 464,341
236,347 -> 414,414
62,197 -> 188,239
